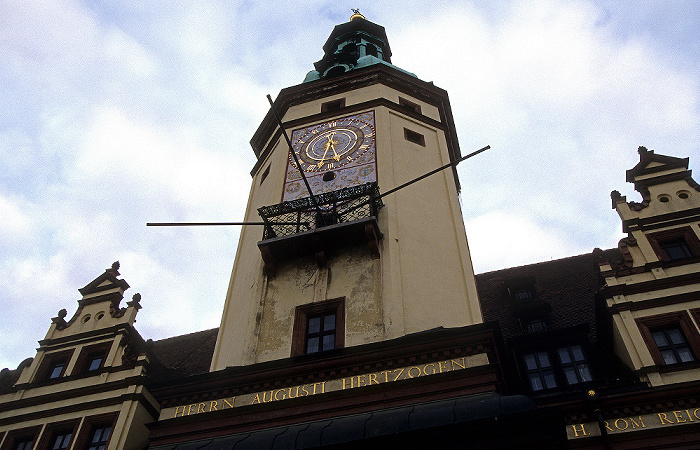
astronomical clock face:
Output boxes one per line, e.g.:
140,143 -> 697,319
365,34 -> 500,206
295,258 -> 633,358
283,111 -> 377,201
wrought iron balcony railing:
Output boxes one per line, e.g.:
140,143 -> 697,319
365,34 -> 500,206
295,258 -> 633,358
257,182 -> 383,240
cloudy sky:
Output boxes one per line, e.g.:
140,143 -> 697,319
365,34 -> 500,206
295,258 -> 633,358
2,0 -> 700,370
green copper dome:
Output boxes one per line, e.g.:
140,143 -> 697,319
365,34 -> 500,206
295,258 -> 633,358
303,15 -> 416,82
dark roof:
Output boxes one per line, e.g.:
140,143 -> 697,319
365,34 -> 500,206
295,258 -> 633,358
476,252 -> 609,344
149,328 -> 218,379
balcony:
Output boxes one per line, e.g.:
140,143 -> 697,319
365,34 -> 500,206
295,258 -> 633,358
257,183 -> 383,276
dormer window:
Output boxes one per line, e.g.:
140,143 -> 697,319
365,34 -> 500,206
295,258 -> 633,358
39,350 -> 73,382
659,237 -> 692,260
512,287 -> 535,302
649,227 -> 700,262
524,318 -> 547,334
75,343 -> 111,375
48,362 -> 66,380
87,353 -> 104,372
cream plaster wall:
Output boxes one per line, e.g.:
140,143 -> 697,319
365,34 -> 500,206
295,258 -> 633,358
211,82 -> 482,370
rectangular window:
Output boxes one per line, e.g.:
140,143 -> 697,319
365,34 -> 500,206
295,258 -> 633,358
37,349 -> 74,383
637,311 -> 700,366
648,227 -> 700,262
523,351 -> 557,391
306,312 -> 336,354
13,438 -> 34,450
399,97 -> 421,114
86,353 -> 104,372
87,424 -> 112,450
321,98 -> 345,112
512,288 -> 535,301
652,326 -> 695,364
291,298 -> 345,356
48,362 -> 65,380
557,345 -> 592,385
5,427 -> 40,450
659,237 -> 692,260
403,128 -> 425,146
50,430 -> 73,450
525,318 -> 547,334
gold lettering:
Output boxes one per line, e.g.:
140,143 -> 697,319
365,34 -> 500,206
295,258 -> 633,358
321,381 -> 326,393
174,405 -> 186,418
673,411 -> 687,423
658,413 -> 674,425
301,385 -> 310,396
381,370 -> 390,382
407,366 -> 421,379
342,378 -> 349,390
614,419 -> 628,431
187,404 -> 195,416
312,382 -> 322,395
451,358 -> 466,370
369,373 -> 378,385
694,409 -> 700,420
223,398 -> 234,408
288,386 -> 300,399
629,416 -> 646,429
357,375 -> 367,387
438,361 -> 448,373
263,390 -> 274,403
209,401 -> 218,411
571,424 -> 590,437
686,410 -> 695,422
604,421 -> 613,432
393,368 -> 405,382
274,389 -> 286,401
423,363 -> 436,375
252,394 -> 261,404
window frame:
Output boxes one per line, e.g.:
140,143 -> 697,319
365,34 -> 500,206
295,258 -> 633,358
36,349 -> 74,383
320,98 -> 346,113
70,413 -> 117,450
520,342 -> 593,393
74,342 -> 111,375
648,227 -> 700,262
1,426 -> 40,450
637,311 -> 700,366
35,419 -> 79,450
398,97 -> 421,114
403,127 -> 425,147
291,298 -> 345,356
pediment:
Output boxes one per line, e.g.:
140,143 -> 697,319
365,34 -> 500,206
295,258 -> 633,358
78,262 -> 129,297
626,146 -> 689,183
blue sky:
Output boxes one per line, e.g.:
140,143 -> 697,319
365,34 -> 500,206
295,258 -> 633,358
2,0 -> 700,370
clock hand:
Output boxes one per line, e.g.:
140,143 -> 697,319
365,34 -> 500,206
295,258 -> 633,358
318,141 -> 331,168
331,143 -> 341,161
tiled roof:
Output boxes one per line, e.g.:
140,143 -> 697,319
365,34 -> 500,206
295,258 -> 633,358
476,251 -> 616,344
149,328 -> 218,379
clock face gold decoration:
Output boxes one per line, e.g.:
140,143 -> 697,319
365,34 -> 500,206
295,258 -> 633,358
282,111 -> 377,202
291,116 -> 375,172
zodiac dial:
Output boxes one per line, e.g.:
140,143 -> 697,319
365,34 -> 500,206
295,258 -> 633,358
291,116 -> 375,173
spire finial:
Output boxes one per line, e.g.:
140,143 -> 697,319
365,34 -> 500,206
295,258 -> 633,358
350,9 -> 365,21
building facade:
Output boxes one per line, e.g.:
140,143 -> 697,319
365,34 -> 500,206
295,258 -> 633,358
1,14 -> 700,450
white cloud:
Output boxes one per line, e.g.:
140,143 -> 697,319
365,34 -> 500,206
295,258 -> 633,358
1,0 -> 699,371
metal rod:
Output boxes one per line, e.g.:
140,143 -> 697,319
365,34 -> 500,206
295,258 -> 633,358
266,94 -> 325,225
147,222 -> 308,227
379,145 -> 490,199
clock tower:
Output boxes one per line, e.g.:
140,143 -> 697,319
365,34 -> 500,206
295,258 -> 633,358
210,13 -> 483,370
